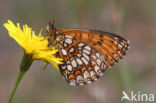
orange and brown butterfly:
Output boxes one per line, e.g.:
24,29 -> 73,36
46,19 -> 130,86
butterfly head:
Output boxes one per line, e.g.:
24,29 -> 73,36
46,17 -> 57,33
46,22 -> 56,33
46,18 -> 58,46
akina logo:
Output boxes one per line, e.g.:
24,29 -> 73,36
121,91 -> 155,102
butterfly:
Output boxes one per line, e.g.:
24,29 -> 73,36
46,20 -> 130,86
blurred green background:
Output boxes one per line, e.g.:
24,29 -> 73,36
0,0 -> 156,103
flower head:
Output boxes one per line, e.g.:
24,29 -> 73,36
3,20 -> 62,71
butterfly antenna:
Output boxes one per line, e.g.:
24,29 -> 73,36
48,22 -> 51,26
52,17 -> 56,26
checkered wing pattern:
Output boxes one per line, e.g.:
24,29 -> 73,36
56,34 -> 106,85
55,29 -> 129,85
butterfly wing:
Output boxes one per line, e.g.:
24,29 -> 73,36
56,34 -> 106,85
57,29 -> 130,68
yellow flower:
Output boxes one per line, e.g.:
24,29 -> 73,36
3,20 -> 62,71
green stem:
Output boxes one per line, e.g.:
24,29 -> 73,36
8,53 -> 33,103
8,70 -> 25,103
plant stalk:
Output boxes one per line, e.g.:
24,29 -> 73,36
8,53 -> 33,103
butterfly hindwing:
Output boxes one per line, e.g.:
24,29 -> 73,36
56,34 -> 106,85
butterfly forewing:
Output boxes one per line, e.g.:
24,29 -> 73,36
57,29 -> 129,67
56,34 -> 106,85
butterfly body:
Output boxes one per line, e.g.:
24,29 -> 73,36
47,23 -> 130,86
